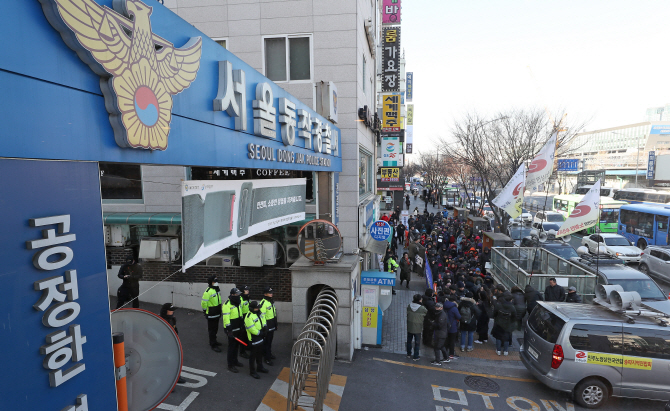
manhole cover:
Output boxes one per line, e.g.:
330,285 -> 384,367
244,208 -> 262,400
463,376 -> 500,393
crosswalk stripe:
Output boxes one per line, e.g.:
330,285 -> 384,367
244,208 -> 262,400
255,368 -> 347,411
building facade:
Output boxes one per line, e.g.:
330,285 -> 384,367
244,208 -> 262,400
562,122 -> 670,188
165,0 -> 381,260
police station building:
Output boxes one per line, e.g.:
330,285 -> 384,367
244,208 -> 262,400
0,0 -> 368,409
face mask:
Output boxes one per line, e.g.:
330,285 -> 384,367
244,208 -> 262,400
213,282 -> 219,287
230,295 -> 241,305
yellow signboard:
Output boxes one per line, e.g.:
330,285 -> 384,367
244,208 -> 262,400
575,351 -> 653,370
363,306 -> 378,328
382,94 -> 400,132
381,168 -> 400,181
407,104 -> 414,125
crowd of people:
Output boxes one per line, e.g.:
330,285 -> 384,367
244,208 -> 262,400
380,202 -> 582,366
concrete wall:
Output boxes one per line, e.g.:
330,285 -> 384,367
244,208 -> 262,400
107,265 -> 293,321
290,255 -> 359,361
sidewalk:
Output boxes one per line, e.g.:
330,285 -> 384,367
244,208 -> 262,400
381,267 -> 522,363
380,198 -> 524,364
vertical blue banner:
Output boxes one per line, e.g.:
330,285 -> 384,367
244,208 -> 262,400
406,72 -> 413,102
424,251 -> 433,290
0,159 -> 117,410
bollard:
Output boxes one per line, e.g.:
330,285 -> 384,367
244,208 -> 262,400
112,332 -> 128,411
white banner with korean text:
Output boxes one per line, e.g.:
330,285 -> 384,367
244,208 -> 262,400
526,132 -> 557,192
557,180 -> 601,238
181,179 -> 306,270
492,164 -> 526,218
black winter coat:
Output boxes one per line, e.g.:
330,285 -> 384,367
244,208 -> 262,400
545,284 -> 566,302
524,285 -> 543,314
458,298 -> 481,332
565,292 -> 583,303
511,290 -> 526,319
433,309 -> 449,339
422,296 -> 437,322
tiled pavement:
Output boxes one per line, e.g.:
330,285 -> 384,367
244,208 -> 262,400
380,197 -> 523,362
380,268 -> 522,362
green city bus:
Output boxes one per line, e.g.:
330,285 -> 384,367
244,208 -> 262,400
552,194 -> 628,234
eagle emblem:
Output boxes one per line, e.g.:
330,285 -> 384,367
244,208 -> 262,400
39,0 -> 202,150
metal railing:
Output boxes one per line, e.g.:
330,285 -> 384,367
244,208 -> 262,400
490,247 -> 597,302
287,287 -> 338,411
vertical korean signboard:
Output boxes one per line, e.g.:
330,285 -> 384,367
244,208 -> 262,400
382,94 -> 401,136
382,137 -> 402,167
647,151 -> 656,180
382,0 -> 401,24
405,104 -> 414,153
406,72 -> 413,101
0,159 -> 117,411
382,27 -> 401,92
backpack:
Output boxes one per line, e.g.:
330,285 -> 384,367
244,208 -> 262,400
459,305 -> 473,325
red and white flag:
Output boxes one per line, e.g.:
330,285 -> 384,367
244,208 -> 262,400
557,180 -> 601,238
526,132 -> 557,192
492,164 -> 526,218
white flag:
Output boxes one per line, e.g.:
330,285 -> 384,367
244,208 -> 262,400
492,164 -> 526,218
557,180 -> 601,238
526,132 -> 557,192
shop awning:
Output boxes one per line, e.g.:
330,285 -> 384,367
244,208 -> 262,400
103,212 -> 182,225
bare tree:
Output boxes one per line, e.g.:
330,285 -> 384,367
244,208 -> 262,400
439,108 -> 588,233
412,152 -> 451,191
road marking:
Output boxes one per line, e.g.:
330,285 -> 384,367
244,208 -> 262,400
181,366 -> 217,377
373,357 -> 539,383
178,365 -> 217,389
256,367 -> 347,411
156,392 -> 199,411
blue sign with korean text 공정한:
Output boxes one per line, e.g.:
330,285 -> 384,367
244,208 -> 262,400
0,159 -> 117,411
370,220 -> 392,241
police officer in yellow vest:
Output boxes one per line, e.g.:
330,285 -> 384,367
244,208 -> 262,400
222,287 -> 247,373
387,255 -> 399,296
245,301 -> 269,379
259,286 -> 278,366
238,285 -> 251,359
201,276 -> 222,352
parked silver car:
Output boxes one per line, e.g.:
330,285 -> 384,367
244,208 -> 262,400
639,245 -> 670,282
521,302 -> 670,408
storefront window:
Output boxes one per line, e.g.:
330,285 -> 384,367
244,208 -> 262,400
100,163 -> 143,202
359,151 -> 372,196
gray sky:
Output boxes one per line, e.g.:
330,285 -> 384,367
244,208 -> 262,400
403,0 -> 670,154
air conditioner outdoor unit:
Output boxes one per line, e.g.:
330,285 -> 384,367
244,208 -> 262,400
139,237 -> 179,262
155,225 -> 180,236
206,254 -> 235,267
286,244 -> 301,263
261,241 -> 277,266
106,225 -> 130,247
240,242 -> 264,267
285,225 -> 300,241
